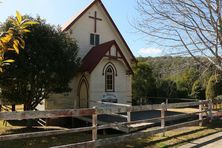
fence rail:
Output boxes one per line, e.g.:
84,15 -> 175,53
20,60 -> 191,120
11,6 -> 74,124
0,99 -> 221,148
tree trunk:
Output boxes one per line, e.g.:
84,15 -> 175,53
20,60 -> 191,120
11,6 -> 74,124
24,101 -> 32,111
24,102 -> 33,128
12,104 -> 16,112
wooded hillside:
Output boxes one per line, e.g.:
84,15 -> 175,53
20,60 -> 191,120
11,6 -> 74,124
132,56 -> 222,104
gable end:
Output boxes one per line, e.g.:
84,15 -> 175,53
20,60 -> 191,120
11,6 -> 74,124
62,0 -> 136,63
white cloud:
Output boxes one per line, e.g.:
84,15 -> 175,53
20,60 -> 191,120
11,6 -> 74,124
137,48 -> 162,57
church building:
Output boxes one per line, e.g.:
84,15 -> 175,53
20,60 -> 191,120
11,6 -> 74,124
43,0 -> 136,110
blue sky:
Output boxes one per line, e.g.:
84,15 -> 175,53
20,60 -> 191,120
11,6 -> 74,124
0,0 -> 163,57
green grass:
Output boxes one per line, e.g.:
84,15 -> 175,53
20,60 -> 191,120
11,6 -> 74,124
101,119 -> 222,148
0,120 -> 91,148
0,132 -> 93,148
0,120 -> 121,148
0,130 -> 122,148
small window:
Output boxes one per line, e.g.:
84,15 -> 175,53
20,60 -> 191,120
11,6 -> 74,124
95,34 -> 100,45
90,34 -> 94,45
105,66 -> 114,92
90,33 -> 100,45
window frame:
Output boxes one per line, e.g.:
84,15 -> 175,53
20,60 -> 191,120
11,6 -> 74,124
95,34 -> 100,45
105,65 -> 115,92
90,33 -> 100,46
90,34 -> 95,45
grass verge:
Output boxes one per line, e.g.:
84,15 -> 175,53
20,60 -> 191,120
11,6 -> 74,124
102,119 -> 222,148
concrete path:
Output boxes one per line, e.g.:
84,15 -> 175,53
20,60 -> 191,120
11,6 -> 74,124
181,131 -> 222,148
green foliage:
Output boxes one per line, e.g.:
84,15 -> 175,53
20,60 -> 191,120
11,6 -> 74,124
0,16 -> 80,110
215,95 -> 222,100
156,79 -> 177,98
133,57 -> 213,100
171,68 -> 199,97
206,74 -> 222,100
0,11 -> 38,72
132,62 -> 156,101
191,80 -> 205,100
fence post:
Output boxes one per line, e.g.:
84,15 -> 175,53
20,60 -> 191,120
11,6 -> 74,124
12,104 -> 16,112
92,108 -> 97,142
208,100 -> 213,123
199,100 -> 203,126
161,102 -> 165,136
127,111 -> 131,123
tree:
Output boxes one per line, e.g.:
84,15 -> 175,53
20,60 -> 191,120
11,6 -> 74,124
0,11 -> 38,72
191,80 -> 205,100
176,68 -> 199,93
136,0 -> 222,72
156,79 -> 177,98
206,74 -> 222,100
132,62 -> 156,102
0,16 -> 80,110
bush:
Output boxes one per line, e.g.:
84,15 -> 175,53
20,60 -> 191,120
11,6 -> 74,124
191,80 -> 205,100
132,62 -> 156,101
206,74 -> 222,100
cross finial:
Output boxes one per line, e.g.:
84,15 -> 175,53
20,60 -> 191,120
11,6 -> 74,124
89,11 -> 102,33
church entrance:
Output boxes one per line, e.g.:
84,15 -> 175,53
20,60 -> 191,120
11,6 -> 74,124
78,77 -> 88,108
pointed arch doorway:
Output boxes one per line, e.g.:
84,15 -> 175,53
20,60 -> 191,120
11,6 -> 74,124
78,76 -> 89,108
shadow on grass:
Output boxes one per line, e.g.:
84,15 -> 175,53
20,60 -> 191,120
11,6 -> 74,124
7,120 -> 39,126
0,124 -> 123,148
207,118 -> 222,128
126,128 -> 221,148
0,127 -> 55,135
0,131 -> 92,148
148,127 -> 208,144
191,136 -> 222,148
164,129 -> 221,148
98,128 -> 211,148
151,119 -> 222,148
102,119 -> 222,148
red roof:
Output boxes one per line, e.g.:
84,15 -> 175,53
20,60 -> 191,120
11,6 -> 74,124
62,0 -> 136,62
81,40 -> 133,74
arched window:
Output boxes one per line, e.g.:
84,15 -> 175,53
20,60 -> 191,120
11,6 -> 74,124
105,66 -> 114,92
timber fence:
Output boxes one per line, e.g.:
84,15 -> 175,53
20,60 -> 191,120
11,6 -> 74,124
0,100 -> 221,147
134,97 -> 197,105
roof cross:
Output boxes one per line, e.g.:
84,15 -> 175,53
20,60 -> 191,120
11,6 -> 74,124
89,11 -> 102,33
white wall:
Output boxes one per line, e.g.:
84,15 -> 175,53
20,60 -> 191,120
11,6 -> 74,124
89,58 -> 132,107
45,58 -> 132,110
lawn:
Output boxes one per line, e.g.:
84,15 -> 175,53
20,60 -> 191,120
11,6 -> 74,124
0,131 -> 92,148
0,120 -> 121,148
101,119 -> 222,148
